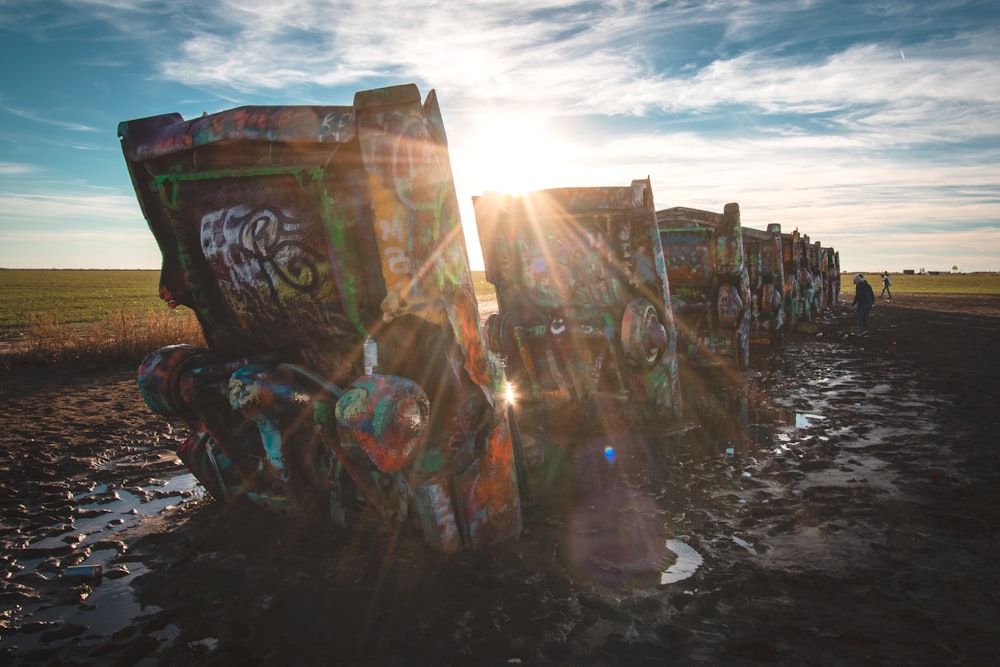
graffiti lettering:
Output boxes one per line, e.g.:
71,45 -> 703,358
226,207 -> 321,293
379,218 -> 404,243
319,111 -> 353,142
383,246 -> 411,274
391,117 -> 444,212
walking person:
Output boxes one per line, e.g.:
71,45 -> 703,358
852,274 -> 875,335
880,271 -> 892,301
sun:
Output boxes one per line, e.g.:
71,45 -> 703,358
450,112 -> 572,270
456,113 -> 564,197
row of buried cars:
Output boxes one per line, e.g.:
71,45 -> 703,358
119,84 -> 839,552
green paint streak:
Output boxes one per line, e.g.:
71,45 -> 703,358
156,177 -> 220,331
159,166 -> 313,182
370,396 -> 393,436
310,170 -> 366,335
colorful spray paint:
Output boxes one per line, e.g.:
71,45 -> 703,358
120,84 -> 521,551
473,179 -> 683,448
782,228 -> 815,327
742,223 -> 786,346
656,203 -> 752,369
823,246 -> 841,308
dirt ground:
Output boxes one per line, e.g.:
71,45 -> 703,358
2,292 -> 999,666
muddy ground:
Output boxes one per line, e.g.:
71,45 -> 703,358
1,293 -> 999,666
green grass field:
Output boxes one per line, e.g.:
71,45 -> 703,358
0,269 -> 498,339
841,271 -> 1000,295
0,269 -> 164,336
2,268 -> 996,339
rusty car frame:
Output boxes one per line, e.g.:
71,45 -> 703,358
472,179 -> 683,443
782,228 -> 816,328
742,223 -> 786,347
119,84 -> 522,552
656,204 -> 751,369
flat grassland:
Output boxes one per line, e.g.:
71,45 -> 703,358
1,268 -> 996,341
0,270 -> 202,364
845,270 -> 1000,295
0,269 -> 502,338
0,269 -> 164,336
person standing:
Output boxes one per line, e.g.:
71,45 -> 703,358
852,274 -> 875,335
880,271 -> 892,301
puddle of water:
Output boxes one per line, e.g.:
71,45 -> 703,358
72,475 -> 199,540
660,539 -> 703,585
795,413 -> 826,428
23,561 -> 165,643
731,535 -> 758,555
683,373 -> 836,466
3,469 -> 200,656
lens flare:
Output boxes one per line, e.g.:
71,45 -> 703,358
504,381 -> 516,405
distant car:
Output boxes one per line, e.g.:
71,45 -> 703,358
822,246 -> 841,308
742,223 -> 786,346
782,228 -> 817,325
657,204 -> 751,369
473,179 -> 683,437
807,239 -> 826,315
119,84 -> 522,552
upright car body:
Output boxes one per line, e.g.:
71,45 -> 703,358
119,84 -> 522,552
657,204 -> 751,369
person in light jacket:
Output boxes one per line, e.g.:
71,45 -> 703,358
880,271 -> 892,300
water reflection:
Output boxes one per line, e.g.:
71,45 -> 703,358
795,413 -> 826,428
682,366 -> 826,461
1,468 -> 198,655
660,539 -> 704,585
519,362 -> 832,589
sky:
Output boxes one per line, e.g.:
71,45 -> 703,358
1,0 -> 998,274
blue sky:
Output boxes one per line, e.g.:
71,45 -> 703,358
1,0 -> 998,273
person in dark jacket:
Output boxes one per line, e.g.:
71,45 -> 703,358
851,274 -> 875,335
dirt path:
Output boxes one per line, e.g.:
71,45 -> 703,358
1,294 -> 999,666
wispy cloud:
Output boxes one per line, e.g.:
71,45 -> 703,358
0,104 -> 99,132
0,0 -> 997,271
0,192 -> 141,225
75,56 -> 129,67
0,162 -> 38,175
95,0 -> 996,173
0,228 -> 151,243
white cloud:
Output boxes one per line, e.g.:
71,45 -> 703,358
0,104 -> 99,132
0,192 -> 142,225
1,0 -> 997,271
0,162 -> 38,175
21,1 -> 1000,139
0,228 -> 151,243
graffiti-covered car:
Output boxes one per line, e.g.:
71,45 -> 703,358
118,84 -> 522,552
742,223 -> 785,346
807,238 -> 826,316
782,228 -> 816,326
657,204 -> 751,369
823,246 -> 841,308
472,179 -> 682,437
